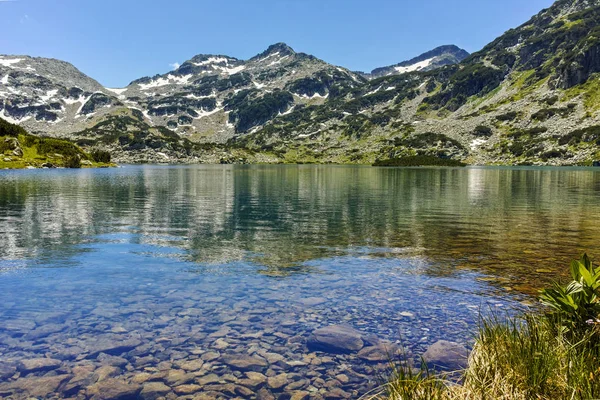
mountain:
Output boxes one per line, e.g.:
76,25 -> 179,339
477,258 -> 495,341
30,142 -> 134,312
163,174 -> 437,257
2,0 -> 600,166
364,45 -> 470,79
235,0 -> 600,166
1,43 -> 366,162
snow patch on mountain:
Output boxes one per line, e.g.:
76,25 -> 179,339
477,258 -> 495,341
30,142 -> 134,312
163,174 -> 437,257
63,96 -> 84,105
193,57 -> 230,66
186,93 -> 215,100
0,58 -> 23,67
194,107 -> 222,119
138,74 -> 193,90
40,89 -> 58,102
394,57 -> 435,74
269,55 -> 290,67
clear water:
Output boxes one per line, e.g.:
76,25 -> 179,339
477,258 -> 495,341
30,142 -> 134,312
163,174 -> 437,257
1,165 -> 599,399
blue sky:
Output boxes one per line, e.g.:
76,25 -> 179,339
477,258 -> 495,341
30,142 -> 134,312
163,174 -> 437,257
1,0 -> 555,88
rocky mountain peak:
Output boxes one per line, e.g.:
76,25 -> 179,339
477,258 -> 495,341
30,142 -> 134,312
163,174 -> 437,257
251,43 -> 296,61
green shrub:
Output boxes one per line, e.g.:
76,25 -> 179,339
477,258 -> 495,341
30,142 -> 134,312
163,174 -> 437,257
90,149 -> 111,163
0,117 -> 28,137
37,138 -> 85,158
531,105 -> 576,121
22,135 -> 37,147
558,125 -> 600,146
0,139 -> 11,154
474,125 -> 493,136
64,155 -> 82,168
540,254 -> 600,337
496,111 -> 518,121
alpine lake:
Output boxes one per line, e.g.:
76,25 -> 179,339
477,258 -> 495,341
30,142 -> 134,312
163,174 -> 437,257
1,165 -> 599,400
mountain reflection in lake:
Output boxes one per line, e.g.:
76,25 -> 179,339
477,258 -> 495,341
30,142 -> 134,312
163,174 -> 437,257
0,165 -> 599,399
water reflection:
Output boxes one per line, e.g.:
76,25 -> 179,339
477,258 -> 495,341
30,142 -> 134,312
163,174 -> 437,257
1,166 -> 599,289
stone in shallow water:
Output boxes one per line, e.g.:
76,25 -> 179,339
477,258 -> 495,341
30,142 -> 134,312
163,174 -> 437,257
212,338 -> 230,350
86,378 -> 140,400
165,369 -> 195,386
201,351 -> 221,362
131,373 -> 152,384
176,358 -> 204,371
220,354 -> 268,371
290,391 -> 310,400
239,371 -> 267,389
17,357 -> 62,373
267,373 -> 289,390
196,373 -> 221,385
97,353 -> 129,367
93,365 -> 122,382
1,374 -> 71,398
307,325 -> 365,353
173,384 -> 201,395
422,340 -> 469,371
25,323 -> 65,340
139,382 -> 171,400
358,343 -> 401,362
324,387 -> 352,399
63,365 -> 98,397
0,363 -> 16,380
85,336 -> 142,358
300,297 -> 327,306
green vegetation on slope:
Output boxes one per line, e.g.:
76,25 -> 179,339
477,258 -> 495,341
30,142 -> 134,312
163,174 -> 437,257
0,117 -> 112,169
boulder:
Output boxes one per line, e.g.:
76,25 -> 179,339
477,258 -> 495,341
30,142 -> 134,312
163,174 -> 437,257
422,340 -> 469,371
307,325 -> 366,353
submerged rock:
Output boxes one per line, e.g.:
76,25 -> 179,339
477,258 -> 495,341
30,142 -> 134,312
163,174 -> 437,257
1,374 -> 71,398
422,340 -> 469,371
139,382 -> 171,400
18,357 -> 62,373
358,343 -> 401,362
85,337 -> 142,358
0,364 -> 16,380
86,378 -> 140,400
307,325 -> 366,353
220,354 -> 268,371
